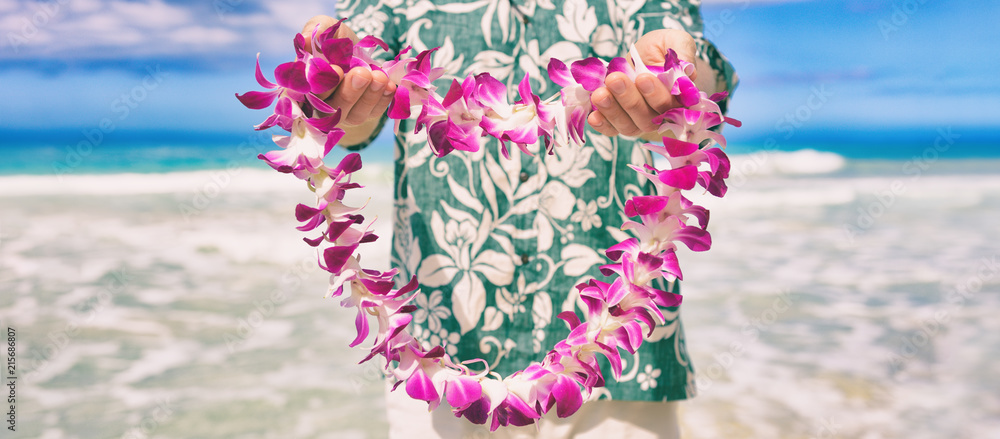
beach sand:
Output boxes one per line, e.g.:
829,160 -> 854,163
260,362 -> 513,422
1,153 -> 998,438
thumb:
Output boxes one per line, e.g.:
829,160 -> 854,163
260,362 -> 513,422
635,29 -> 698,81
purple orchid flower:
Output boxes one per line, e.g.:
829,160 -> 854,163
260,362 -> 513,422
241,28 -> 740,430
547,57 -> 607,147
416,78 -> 488,157
382,47 -> 446,120
258,117 -> 345,177
635,136 -> 733,197
474,73 -> 549,159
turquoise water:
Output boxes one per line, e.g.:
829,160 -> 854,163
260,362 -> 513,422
2,126 -> 998,176
0,129 -> 395,176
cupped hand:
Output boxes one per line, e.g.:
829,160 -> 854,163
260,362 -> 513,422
587,29 -> 697,139
302,15 -> 397,128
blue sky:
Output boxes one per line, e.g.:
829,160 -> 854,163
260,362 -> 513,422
1,0 -> 998,151
703,0 -> 1000,144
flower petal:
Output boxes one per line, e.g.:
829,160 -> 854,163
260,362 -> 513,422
349,309 -> 369,347
307,57 -> 341,94
322,244 -> 359,273
274,61 -> 311,93
253,54 -> 278,89
446,376 -> 483,409
607,57 -> 632,77
388,85 -> 411,119
674,76 -> 700,107
662,137 -> 700,157
547,58 -> 573,87
551,375 -> 582,418
405,367 -> 439,403
235,90 -> 279,110
571,57 -> 607,91
656,165 -> 698,190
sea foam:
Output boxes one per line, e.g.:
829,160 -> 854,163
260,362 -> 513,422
0,163 -> 395,197
728,148 -> 847,177
2,153 -> 999,438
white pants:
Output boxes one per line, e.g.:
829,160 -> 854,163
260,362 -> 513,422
386,383 -> 680,439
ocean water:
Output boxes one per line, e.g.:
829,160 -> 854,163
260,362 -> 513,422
0,143 -> 998,438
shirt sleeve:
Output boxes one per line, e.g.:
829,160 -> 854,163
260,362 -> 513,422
693,37 -> 739,115
335,0 -> 403,150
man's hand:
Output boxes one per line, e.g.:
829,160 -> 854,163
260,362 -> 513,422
302,15 -> 397,145
587,29 -> 698,140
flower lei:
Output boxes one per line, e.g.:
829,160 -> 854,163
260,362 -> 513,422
237,20 -> 740,431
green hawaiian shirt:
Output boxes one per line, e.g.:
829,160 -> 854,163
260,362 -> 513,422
338,0 -> 737,401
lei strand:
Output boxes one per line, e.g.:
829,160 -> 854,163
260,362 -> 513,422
237,20 -> 740,431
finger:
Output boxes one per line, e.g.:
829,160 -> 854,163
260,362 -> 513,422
590,86 -> 642,137
605,72 -> 660,133
367,72 -> 397,120
587,106 -> 620,138
345,69 -> 394,124
634,73 -> 680,114
328,68 -> 372,122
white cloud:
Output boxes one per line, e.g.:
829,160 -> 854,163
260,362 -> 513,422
86,27 -> 146,48
0,14 -> 23,32
0,0 -> 18,14
69,0 -> 104,14
109,0 -> 191,29
72,13 -> 125,33
0,0 -> 327,61
167,26 -> 241,47
260,0 -> 336,34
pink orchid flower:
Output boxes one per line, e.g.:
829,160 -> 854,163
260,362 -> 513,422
474,73 -> 551,159
546,57 -> 606,147
383,47 -> 446,119
416,77 -> 487,156
240,28 -> 739,431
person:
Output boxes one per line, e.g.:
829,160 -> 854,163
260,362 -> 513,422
303,1 -> 737,437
